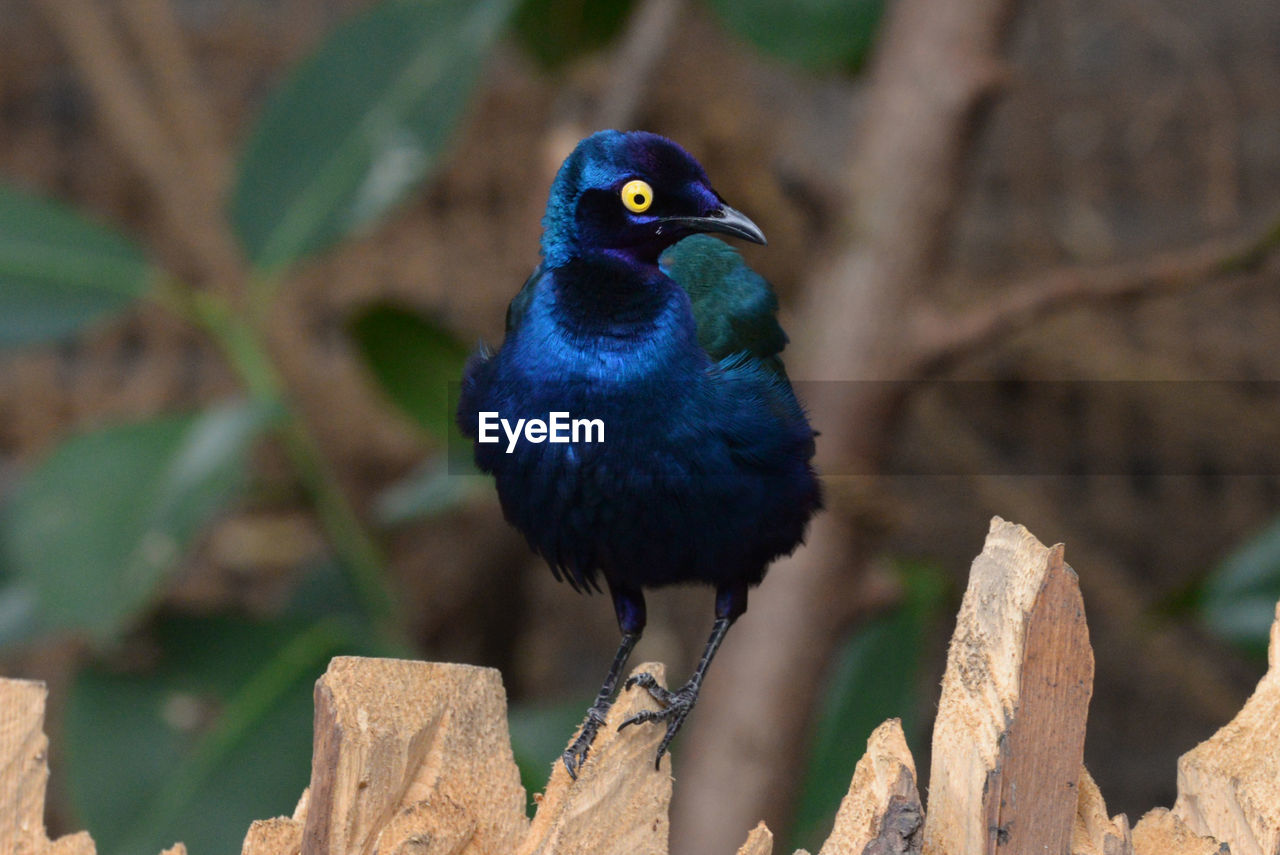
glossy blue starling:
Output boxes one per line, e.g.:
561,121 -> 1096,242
458,130 -> 821,777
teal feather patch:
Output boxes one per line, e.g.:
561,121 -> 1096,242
660,235 -> 789,375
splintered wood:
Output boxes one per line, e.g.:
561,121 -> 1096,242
924,517 -> 1094,855
1172,600 -> 1280,855
1132,809 -> 1227,855
6,518 -> 1280,855
736,822 -> 773,855
517,662 -> 672,855
250,659 -> 933,855
818,719 -> 921,855
1073,767 -> 1132,855
724,722 -> 923,855
0,679 -> 95,855
298,657 -> 527,855
240,658 -> 674,855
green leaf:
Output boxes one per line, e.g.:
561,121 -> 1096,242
0,182 -> 152,347
706,0 -> 884,73
1201,517 -> 1280,656
230,0 -> 515,272
2,402 -> 274,643
0,587 -> 39,647
789,563 -> 947,852
282,557 -> 412,659
348,302 -> 471,444
376,456 -> 485,525
65,614 -> 366,855
512,0 -> 635,69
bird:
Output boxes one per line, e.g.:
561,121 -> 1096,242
457,130 -> 821,778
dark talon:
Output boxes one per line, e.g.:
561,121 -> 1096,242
624,672 -> 656,691
625,672 -> 676,705
615,680 -> 700,769
562,743 -> 586,779
562,705 -> 610,779
618,708 -> 664,731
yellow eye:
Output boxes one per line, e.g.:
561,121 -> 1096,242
620,179 -> 653,213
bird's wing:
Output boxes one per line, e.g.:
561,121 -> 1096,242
659,234 -> 789,375
459,265 -> 545,443
663,235 -> 816,465
504,261 -> 545,333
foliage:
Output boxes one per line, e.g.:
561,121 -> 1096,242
0,184 -> 152,347
231,0 -> 513,273
67,561 -> 398,855
508,700 -> 590,814
0,0 -> 509,641
1200,517 -> 1280,658
3,403 -> 274,645
706,0 -> 884,74
513,0 -> 636,70
347,302 -> 471,445
67,615 -> 353,855
347,302 -> 485,522
508,0 -> 885,75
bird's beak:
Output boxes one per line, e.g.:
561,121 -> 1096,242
660,204 -> 767,245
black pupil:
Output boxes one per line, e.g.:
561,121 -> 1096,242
634,194 -> 645,206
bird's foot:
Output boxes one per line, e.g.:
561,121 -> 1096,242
618,673 -> 699,769
562,704 -> 610,780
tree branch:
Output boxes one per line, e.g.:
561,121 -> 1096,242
907,214 -> 1280,378
542,0 -> 686,175
35,0 -> 243,293
119,0 -> 231,192
594,0 -> 685,131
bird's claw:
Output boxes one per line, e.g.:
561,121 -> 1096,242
562,734 -> 592,780
623,671 -> 676,705
618,676 -> 698,769
562,705 -> 609,780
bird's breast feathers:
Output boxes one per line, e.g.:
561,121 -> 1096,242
456,130 -> 821,593
505,257 -> 702,385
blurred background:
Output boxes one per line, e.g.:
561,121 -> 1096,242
1,0 -> 1279,852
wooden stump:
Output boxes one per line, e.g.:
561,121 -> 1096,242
1172,601 -> 1280,855
299,657 -> 528,855
818,719 -> 921,855
1072,767 -> 1132,855
0,678 -> 97,855
240,659 -> 676,855
736,822 -> 773,855
7,517 -> 1280,855
1132,809 -> 1228,855
922,517 -> 1095,855
517,662 -> 673,855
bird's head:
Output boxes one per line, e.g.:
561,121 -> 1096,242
539,130 -> 766,268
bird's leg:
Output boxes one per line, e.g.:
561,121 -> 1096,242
562,585 -> 646,779
562,630 -> 639,778
619,617 -> 731,768
619,581 -> 747,769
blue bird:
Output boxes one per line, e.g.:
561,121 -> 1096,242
458,130 -> 821,777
